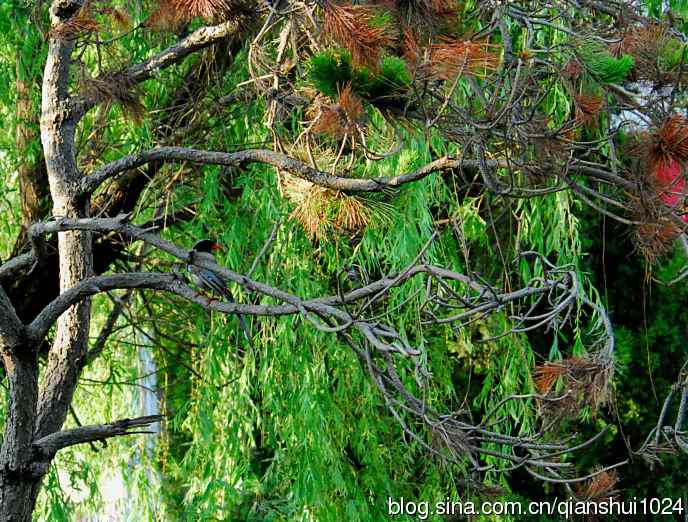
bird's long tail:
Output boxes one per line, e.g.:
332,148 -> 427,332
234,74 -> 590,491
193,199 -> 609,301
237,313 -> 254,352
216,284 -> 254,353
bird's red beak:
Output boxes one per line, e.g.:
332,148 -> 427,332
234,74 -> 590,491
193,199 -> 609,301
211,243 -> 222,251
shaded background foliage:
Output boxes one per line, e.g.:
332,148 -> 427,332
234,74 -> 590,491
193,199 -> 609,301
0,0 -> 687,520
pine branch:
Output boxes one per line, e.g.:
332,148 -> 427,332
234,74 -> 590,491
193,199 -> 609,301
73,20 -> 243,118
80,146 -> 491,194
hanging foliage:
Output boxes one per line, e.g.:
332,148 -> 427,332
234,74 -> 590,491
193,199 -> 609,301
1,1 -> 688,520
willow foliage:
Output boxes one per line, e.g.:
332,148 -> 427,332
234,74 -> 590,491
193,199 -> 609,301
0,0 -> 687,520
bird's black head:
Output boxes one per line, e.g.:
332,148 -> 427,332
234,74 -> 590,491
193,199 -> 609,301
192,239 -> 222,253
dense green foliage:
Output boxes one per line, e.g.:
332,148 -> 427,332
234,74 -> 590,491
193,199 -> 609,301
308,51 -> 411,101
576,42 -> 635,85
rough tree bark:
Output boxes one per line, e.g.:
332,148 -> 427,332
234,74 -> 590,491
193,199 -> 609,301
0,1 -> 648,519
0,289 -> 38,522
0,3 -> 248,517
1,1 -> 92,518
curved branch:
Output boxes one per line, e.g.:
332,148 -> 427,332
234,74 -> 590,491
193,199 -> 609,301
81,147 -> 490,194
0,253 -> 35,283
27,273 -> 176,342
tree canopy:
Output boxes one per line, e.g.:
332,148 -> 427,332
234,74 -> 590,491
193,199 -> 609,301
0,0 -> 687,520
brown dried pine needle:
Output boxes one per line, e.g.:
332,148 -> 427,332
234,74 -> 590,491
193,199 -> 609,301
323,3 -> 394,68
430,38 -> 501,79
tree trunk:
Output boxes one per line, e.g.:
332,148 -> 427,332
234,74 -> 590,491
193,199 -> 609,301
0,2 -> 92,517
0,344 -> 41,521
0,2 -> 249,518
15,24 -> 50,233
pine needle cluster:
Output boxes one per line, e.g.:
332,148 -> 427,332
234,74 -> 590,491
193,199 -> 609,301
576,39 -> 634,85
534,356 -> 613,420
617,23 -> 687,82
148,0 -> 256,29
312,85 -> 365,138
576,469 -> 620,505
430,38 -> 501,80
323,3 -> 395,68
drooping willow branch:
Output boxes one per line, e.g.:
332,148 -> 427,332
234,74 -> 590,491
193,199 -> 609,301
0,214 -> 620,479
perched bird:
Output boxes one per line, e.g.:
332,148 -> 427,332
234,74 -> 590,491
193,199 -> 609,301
187,239 -> 254,351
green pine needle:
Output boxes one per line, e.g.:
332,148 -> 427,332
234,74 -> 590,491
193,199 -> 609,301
577,40 -> 634,84
308,51 -> 411,101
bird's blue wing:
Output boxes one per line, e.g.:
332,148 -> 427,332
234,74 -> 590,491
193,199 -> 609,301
199,269 -> 233,300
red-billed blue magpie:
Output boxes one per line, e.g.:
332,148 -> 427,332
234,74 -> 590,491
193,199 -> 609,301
188,239 -> 254,350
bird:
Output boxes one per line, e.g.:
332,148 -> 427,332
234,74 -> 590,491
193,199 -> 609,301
187,239 -> 254,351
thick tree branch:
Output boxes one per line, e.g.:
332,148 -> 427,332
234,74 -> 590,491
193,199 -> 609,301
0,288 -> 24,349
125,23 -> 240,84
32,415 -> 163,458
0,254 -> 35,284
81,147 -> 639,199
27,273 -> 177,343
81,147 -> 488,194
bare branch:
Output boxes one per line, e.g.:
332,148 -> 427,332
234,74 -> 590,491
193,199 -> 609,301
32,415 -> 163,457
27,273 -> 177,343
81,147 -> 489,195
